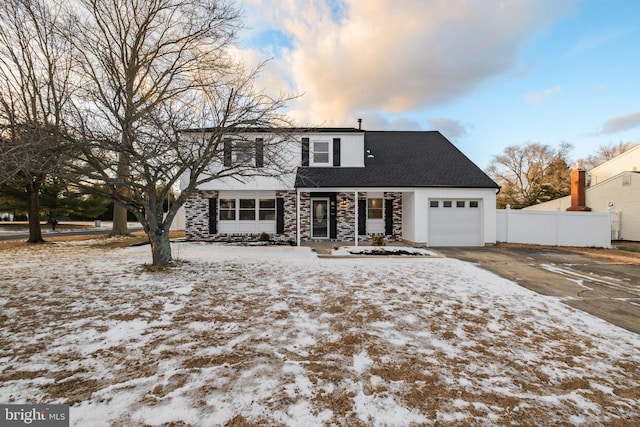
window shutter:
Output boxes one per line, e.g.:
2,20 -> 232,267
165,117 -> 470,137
358,199 -> 366,235
223,139 -> 232,167
301,138 -> 309,166
385,199 -> 393,235
333,138 -> 341,166
255,138 -> 264,168
276,197 -> 285,234
209,198 -> 217,234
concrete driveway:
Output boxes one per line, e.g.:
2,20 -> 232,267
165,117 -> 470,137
437,245 -> 640,335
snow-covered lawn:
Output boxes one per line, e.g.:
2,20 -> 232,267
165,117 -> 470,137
1,240 -> 639,426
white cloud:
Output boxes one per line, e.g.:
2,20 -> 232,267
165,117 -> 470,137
427,117 -> 469,139
566,28 -> 632,58
600,112 -> 640,134
238,0 -> 574,126
524,85 -> 562,105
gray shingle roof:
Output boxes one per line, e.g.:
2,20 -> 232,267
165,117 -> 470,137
295,131 -> 499,189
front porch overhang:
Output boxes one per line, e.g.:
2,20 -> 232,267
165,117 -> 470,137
295,188 -> 407,246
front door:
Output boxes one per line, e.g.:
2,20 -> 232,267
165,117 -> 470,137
311,198 -> 329,238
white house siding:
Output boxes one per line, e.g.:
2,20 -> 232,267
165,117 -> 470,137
197,174 -> 297,192
301,132 -> 365,168
324,133 -> 365,167
525,197 -> 571,211
590,145 -> 640,184
526,172 -> 640,241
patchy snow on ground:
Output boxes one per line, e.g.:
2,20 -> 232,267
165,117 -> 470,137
1,240 -> 639,426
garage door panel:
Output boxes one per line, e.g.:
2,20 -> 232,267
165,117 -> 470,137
429,200 -> 482,246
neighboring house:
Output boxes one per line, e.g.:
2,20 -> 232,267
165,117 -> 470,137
184,128 -> 500,247
525,145 -> 640,241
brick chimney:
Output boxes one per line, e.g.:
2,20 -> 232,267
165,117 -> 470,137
566,162 -> 591,211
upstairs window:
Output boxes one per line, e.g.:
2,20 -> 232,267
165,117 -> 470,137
235,140 -> 254,165
223,138 -> 263,167
313,141 -> 330,164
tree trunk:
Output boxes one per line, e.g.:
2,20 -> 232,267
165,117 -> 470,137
111,201 -> 129,236
148,228 -> 172,266
26,181 -> 44,244
111,152 -> 130,236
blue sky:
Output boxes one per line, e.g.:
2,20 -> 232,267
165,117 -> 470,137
235,0 -> 640,168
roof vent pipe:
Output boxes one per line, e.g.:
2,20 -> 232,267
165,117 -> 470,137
357,118 -> 362,130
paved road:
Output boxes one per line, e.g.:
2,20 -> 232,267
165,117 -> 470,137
438,246 -> 640,335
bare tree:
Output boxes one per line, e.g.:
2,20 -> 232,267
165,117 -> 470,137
67,0 -> 293,265
0,0 -> 74,243
487,142 -> 572,209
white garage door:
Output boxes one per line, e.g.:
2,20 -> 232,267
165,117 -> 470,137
428,199 -> 482,246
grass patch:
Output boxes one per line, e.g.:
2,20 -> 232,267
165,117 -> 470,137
614,244 -> 640,253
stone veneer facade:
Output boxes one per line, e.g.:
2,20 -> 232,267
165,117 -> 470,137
185,190 -> 298,243
276,190 -> 297,242
185,190 -> 218,241
336,192 -> 356,241
185,190 -> 403,243
298,192 -> 311,241
386,192 -> 403,240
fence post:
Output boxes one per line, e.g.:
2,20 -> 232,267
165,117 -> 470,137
505,204 -> 511,243
556,207 -> 561,246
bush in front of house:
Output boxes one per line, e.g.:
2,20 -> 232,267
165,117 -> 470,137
372,234 -> 385,246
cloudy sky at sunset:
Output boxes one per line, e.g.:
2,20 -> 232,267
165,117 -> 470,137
234,0 -> 640,167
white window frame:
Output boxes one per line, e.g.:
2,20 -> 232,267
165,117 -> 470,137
311,140 -> 331,166
218,192 -> 277,234
219,199 -> 236,220
367,198 -> 383,219
366,193 -> 385,234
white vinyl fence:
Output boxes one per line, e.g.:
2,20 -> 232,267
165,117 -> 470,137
496,207 -> 611,248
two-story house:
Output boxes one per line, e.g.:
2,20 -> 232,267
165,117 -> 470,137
184,128 -> 500,246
